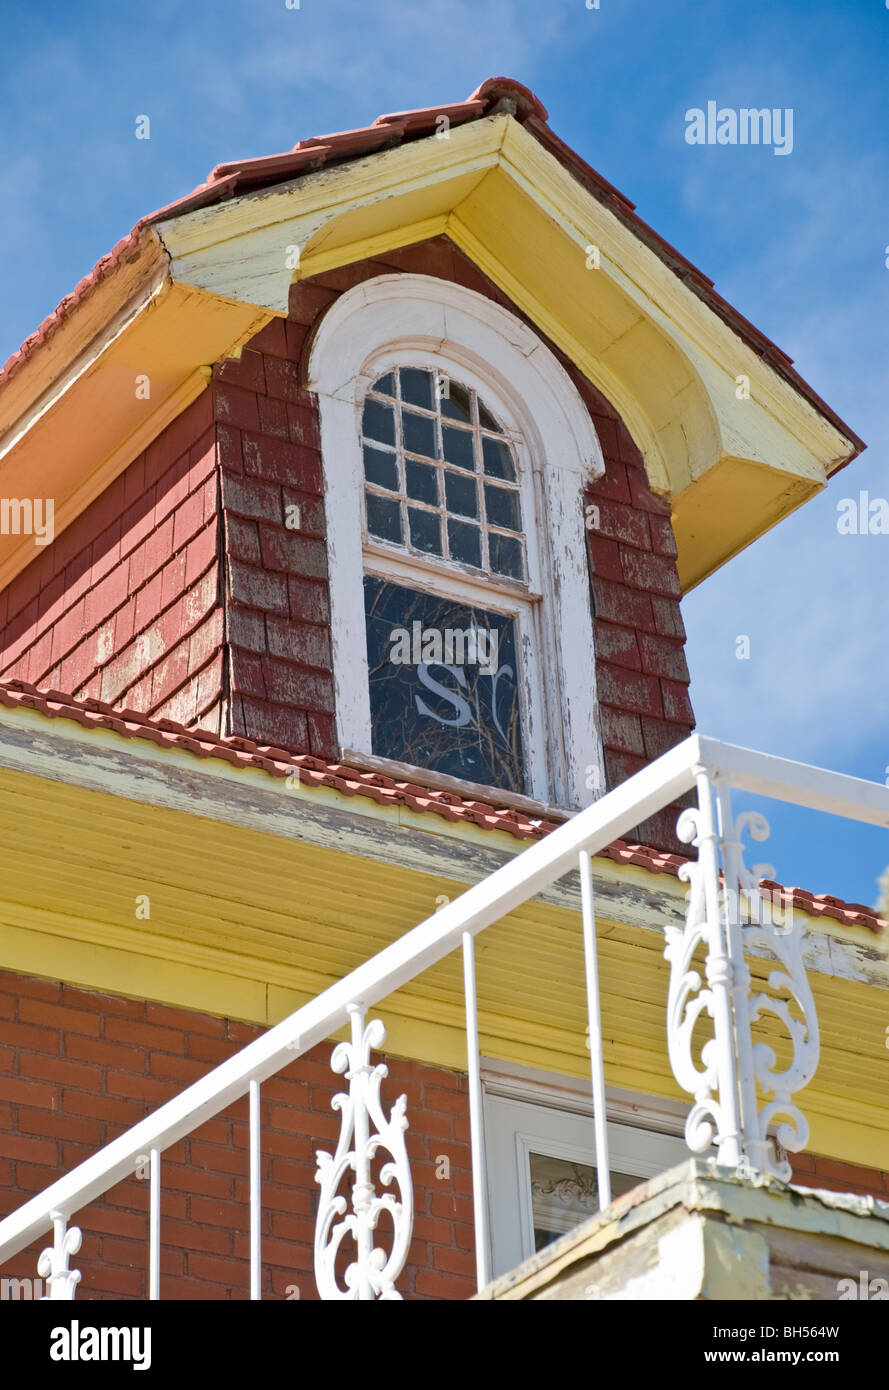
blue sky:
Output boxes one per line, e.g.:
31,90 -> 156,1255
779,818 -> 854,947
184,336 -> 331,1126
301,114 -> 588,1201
2,0 -> 887,904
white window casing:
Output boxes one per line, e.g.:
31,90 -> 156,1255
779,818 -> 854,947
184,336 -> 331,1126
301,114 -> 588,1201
307,273 -> 605,810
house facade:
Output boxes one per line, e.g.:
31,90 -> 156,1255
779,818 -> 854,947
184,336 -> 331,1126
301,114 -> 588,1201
0,77 -> 886,1302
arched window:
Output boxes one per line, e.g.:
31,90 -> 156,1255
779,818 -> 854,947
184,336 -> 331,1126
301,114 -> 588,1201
309,275 -> 604,809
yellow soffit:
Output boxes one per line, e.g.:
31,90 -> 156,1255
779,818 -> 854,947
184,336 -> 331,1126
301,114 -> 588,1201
0,112 -> 858,593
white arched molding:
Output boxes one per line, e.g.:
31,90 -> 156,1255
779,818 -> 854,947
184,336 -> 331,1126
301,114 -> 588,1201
307,273 -> 605,811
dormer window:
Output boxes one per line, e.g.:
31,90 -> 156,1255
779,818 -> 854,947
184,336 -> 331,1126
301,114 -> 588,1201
361,368 -> 526,581
309,274 -> 605,809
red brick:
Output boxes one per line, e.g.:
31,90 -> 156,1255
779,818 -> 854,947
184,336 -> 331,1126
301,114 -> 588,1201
414,1269 -> 472,1299
265,617 -> 331,668
223,473 -> 282,524
605,748 -> 647,786
257,395 -> 290,440
18,998 -> 101,1036
640,717 -> 688,760
18,1053 -> 102,1090
651,595 -> 686,640
307,710 -> 336,757
648,512 -> 678,557
105,1018 -> 185,1052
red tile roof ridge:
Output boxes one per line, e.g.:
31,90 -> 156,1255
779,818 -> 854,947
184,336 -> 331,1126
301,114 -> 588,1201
0,677 -> 883,934
0,78 -> 865,457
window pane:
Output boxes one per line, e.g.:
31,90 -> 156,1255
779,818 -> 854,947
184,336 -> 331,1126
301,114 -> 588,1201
402,410 -> 437,459
405,459 -> 440,506
365,491 -> 402,543
408,507 -> 442,556
440,379 -> 472,424
362,398 -> 396,447
529,1153 -> 640,1252
399,367 -> 435,411
363,576 -> 525,791
484,483 -> 522,532
364,445 -> 398,492
445,471 -> 478,519
482,436 -> 516,481
371,371 -> 396,397
489,532 -> 524,580
478,399 -> 503,433
442,424 -> 475,471
447,517 -> 482,569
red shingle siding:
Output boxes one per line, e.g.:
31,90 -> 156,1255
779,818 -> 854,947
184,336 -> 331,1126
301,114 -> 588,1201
215,316 -> 336,757
0,970 -> 475,1301
0,394 -> 224,733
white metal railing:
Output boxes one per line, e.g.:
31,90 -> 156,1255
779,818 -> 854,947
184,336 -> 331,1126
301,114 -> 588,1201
1,733 -> 888,1299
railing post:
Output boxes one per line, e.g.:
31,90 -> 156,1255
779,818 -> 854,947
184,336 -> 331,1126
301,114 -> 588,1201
664,767 -> 743,1167
664,768 -> 820,1181
149,1148 -> 160,1300
38,1210 -> 82,1300
314,1006 -> 413,1299
249,1079 -> 261,1300
714,783 -> 819,1180
462,933 -> 492,1290
578,850 -> 611,1209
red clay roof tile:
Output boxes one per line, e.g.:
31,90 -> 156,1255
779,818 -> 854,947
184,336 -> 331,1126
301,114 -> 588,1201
0,676 -> 882,935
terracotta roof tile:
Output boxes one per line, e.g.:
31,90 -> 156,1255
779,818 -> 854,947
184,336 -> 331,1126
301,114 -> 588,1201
0,78 -> 865,457
0,677 -> 883,935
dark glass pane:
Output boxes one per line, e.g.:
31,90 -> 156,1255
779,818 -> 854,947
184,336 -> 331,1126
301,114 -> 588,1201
447,518 -> 482,569
366,491 -> 402,544
405,459 -> 439,505
400,367 -> 435,411
442,424 -> 475,471
489,532 -> 524,580
363,576 -> 525,792
371,372 -> 396,397
484,483 -> 522,532
402,410 -> 437,459
363,445 -> 398,491
478,400 -> 503,432
440,379 -> 472,424
445,471 -> 478,519
482,436 -> 516,481
408,507 -> 442,555
362,398 -> 396,447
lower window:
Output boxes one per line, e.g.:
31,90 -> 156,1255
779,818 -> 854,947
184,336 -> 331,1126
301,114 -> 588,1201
363,575 -> 526,792
484,1091 -> 690,1277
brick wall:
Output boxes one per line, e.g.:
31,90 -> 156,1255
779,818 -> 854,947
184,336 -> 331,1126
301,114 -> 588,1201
0,394 -> 224,733
0,970 -> 475,1301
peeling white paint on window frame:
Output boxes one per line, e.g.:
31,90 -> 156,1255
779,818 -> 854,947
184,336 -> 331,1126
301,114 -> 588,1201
308,274 -> 605,810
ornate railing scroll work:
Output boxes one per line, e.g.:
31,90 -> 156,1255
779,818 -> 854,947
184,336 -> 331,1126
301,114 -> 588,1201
664,772 -> 820,1182
314,1005 -> 414,1299
38,1210 -> 82,1300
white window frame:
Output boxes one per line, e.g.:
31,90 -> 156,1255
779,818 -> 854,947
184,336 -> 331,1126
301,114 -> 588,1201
307,274 -> 605,810
481,1060 -> 692,1277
